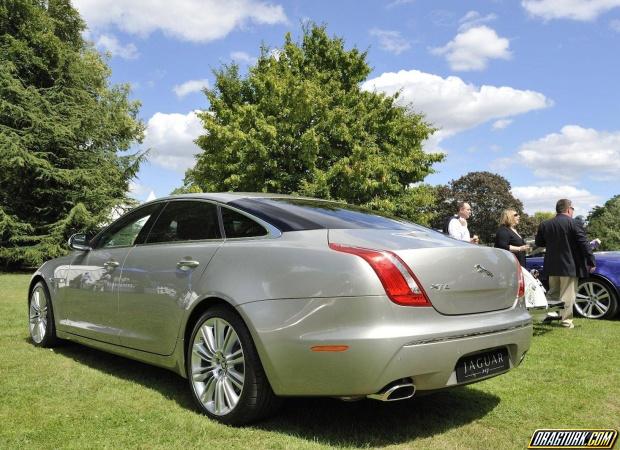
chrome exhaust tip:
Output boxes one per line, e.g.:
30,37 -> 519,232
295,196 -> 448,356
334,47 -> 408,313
367,378 -> 416,402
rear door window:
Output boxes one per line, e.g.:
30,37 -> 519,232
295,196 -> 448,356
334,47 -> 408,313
146,201 -> 221,244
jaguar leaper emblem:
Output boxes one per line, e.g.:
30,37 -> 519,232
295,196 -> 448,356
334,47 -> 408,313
474,264 -> 494,278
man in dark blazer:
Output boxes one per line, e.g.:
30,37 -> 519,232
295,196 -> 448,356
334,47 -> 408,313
535,198 -> 596,328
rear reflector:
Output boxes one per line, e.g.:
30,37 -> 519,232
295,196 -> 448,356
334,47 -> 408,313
329,243 -> 431,307
310,345 -> 349,352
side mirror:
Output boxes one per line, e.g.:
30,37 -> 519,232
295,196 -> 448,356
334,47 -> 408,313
68,233 -> 91,251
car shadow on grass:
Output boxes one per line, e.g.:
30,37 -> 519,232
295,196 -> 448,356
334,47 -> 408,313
47,340 -> 500,447
47,340 -> 195,410
255,387 -> 500,447
533,322 -> 554,336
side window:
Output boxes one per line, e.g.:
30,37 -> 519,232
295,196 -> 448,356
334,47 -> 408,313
221,207 -> 268,238
146,201 -> 221,244
95,204 -> 161,249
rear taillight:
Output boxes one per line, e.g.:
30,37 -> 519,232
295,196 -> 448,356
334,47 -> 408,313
515,255 -> 525,298
329,243 -> 431,307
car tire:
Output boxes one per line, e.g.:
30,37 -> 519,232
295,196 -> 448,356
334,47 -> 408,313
29,281 -> 59,347
575,277 -> 619,319
186,305 -> 281,425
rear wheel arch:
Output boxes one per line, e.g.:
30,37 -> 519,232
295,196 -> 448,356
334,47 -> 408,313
183,298 -> 272,379
183,297 -> 234,359
183,299 -> 281,424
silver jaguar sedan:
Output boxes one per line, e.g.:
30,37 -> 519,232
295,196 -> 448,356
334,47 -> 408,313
29,193 -> 532,424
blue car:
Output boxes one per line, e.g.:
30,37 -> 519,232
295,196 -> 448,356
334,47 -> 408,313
525,251 -> 620,319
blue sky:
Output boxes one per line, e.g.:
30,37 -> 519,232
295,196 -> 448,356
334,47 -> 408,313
73,0 -> 620,216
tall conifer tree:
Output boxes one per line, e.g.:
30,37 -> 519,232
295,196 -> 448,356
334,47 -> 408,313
0,0 -> 145,268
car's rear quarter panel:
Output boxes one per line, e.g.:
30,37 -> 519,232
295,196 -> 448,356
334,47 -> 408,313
237,295 -> 532,396
193,229 -> 385,305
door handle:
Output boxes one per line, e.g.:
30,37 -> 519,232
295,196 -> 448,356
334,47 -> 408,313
103,260 -> 119,269
177,260 -> 200,270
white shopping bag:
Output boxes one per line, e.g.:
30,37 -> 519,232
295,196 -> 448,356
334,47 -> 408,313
521,267 -> 548,308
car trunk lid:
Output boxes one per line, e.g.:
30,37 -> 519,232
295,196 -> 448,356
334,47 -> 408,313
328,228 -> 518,315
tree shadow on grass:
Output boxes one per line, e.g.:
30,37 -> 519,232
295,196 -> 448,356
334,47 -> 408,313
48,340 -> 500,447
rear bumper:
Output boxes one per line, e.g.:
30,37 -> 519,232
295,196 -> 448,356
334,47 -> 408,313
237,295 -> 533,396
378,323 -> 532,392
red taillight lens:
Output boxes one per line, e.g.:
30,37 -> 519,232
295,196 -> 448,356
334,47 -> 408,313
515,255 -> 525,298
329,243 -> 431,307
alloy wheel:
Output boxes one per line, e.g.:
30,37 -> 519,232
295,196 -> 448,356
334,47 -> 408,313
575,280 -> 613,319
190,317 -> 245,416
29,286 -> 48,343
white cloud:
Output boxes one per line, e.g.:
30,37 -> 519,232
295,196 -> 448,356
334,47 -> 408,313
387,0 -> 416,7
128,182 -> 157,203
143,111 -> 204,171
514,125 -> 620,180
458,11 -> 498,31
230,51 -> 258,65
431,25 -> 511,71
610,18 -> 620,30
522,0 -> 620,21
370,28 -> 411,55
493,118 -> 513,129
173,79 -> 210,98
73,0 -> 287,43
511,185 -> 600,215
95,34 -> 138,59
129,181 -> 152,198
362,69 -> 551,143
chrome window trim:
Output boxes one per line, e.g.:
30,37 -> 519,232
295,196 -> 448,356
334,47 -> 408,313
135,237 -> 225,248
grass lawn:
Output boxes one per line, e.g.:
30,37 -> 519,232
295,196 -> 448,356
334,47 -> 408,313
1,273 -> 618,449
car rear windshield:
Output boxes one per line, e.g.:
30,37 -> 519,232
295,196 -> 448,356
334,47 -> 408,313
228,198 -> 422,232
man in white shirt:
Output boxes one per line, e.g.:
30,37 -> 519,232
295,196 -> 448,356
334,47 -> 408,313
448,202 -> 479,244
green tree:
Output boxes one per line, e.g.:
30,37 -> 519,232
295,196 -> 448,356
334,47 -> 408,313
519,211 -> 555,239
431,171 -> 524,244
587,195 -> 620,251
0,0 -> 144,269
170,184 -> 203,195
185,24 -> 443,224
